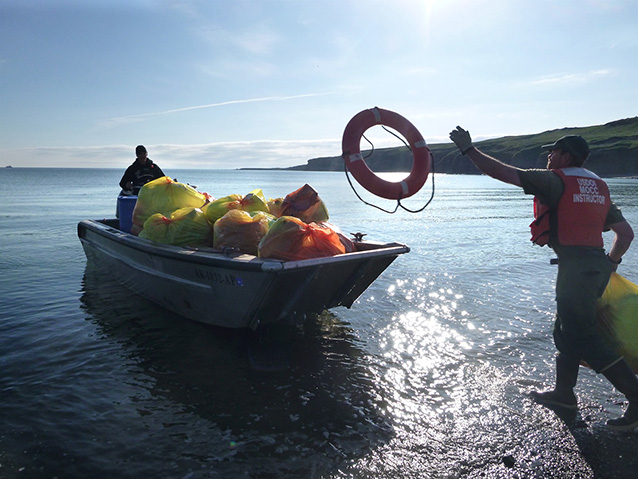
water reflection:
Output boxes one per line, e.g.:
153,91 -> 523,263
342,274 -> 638,478
80,264 -> 393,477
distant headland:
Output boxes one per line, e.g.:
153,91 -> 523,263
246,117 -> 638,178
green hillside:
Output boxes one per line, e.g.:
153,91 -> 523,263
290,117 -> 638,177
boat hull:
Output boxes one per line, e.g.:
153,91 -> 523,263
78,219 -> 409,328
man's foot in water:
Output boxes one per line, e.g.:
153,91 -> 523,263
529,389 -> 577,410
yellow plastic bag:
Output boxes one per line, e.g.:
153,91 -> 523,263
213,210 -> 276,255
132,177 -> 207,235
241,189 -> 269,213
139,207 -> 212,247
597,273 -> 638,372
203,189 -> 270,224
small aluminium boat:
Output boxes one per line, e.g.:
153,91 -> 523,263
78,218 -> 409,329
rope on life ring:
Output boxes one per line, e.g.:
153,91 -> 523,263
341,107 -> 431,200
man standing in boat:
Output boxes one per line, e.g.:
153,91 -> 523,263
449,126 -> 638,431
119,145 -> 165,195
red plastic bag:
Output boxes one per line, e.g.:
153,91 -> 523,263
279,184 -> 329,223
267,197 -> 285,217
258,216 -> 345,261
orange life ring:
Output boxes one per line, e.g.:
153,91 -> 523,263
341,107 -> 431,200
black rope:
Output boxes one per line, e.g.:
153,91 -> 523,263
344,160 -> 400,214
344,128 -> 436,214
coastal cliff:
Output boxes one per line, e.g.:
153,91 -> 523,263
289,117 -> 638,177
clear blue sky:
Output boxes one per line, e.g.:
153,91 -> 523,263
1,0 -> 636,169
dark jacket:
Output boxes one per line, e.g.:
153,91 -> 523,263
119,159 -> 165,193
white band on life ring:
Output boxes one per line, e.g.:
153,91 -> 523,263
400,181 -> 409,197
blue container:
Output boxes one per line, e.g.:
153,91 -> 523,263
117,196 -> 138,233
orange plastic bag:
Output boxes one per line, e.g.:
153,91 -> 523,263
139,207 -> 212,247
597,273 -> 638,372
132,177 -> 207,235
258,216 -> 345,261
279,184 -> 329,223
318,221 -> 356,253
213,210 -> 276,255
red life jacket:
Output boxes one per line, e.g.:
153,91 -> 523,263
530,168 -> 610,247
530,197 -> 552,246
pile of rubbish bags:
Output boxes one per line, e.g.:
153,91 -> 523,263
130,176 -> 354,261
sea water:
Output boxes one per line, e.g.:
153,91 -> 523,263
0,168 -> 637,478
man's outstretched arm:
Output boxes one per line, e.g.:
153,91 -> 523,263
450,126 -> 522,187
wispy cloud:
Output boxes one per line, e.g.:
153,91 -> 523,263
194,23 -> 282,56
97,93 -> 331,128
2,138 -> 343,169
233,28 -> 281,55
529,69 -> 612,86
